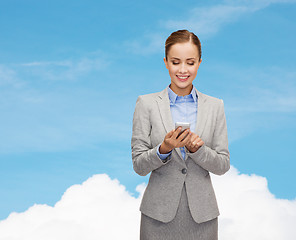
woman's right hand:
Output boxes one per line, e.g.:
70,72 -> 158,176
159,127 -> 191,154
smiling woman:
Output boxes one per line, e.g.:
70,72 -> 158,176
131,30 -> 230,240
163,41 -> 201,97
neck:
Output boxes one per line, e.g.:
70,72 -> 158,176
170,84 -> 193,96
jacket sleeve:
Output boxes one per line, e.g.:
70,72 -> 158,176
187,100 -> 230,175
131,96 -> 171,176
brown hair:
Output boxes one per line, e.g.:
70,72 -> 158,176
165,29 -> 202,61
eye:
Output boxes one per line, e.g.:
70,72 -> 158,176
172,61 -> 179,65
187,62 -> 195,66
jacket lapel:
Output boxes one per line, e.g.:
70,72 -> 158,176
156,88 -> 174,133
184,88 -> 208,161
194,87 -> 208,138
156,88 -> 184,162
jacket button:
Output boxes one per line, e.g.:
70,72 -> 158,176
181,168 -> 187,174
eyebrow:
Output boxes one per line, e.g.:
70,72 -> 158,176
170,57 -> 196,60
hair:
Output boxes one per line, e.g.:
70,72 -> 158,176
165,29 -> 202,61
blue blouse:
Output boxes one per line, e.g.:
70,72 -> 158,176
157,85 -> 198,160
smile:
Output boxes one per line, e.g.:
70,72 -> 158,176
176,75 -> 190,81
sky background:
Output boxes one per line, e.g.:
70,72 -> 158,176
0,0 -> 295,237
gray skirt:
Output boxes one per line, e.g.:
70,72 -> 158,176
140,184 -> 218,240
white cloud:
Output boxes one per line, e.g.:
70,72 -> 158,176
222,66 -> 296,113
164,5 -> 249,38
0,169 -> 295,240
0,54 -> 130,154
164,0 -> 296,38
127,0 -> 296,54
18,57 -> 109,81
0,174 -> 143,240
124,33 -> 165,55
212,167 -> 296,239
224,0 -> 296,9
0,65 -> 24,88
205,64 -> 296,143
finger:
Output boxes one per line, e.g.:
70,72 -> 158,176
186,135 -> 194,146
172,127 -> 182,139
197,139 -> 204,147
166,130 -> 174,138
178,129 -> 190,141
192,137 -> 201,145
190,135 -> 198,144
180,132 -> 192,147
185,132 -> 193,143
186,134 -> 196,147
193,139 -> 204,149
176,134 -> 187,147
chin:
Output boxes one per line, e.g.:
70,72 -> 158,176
178,82 -> 192,88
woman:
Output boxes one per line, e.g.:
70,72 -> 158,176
131,30 -> 230,240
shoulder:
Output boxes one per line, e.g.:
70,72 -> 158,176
133,90 -> 165,118
136,89 -> 166,106
137,91 -> 160,102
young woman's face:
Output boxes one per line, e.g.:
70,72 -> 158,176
164,41 -> 201,96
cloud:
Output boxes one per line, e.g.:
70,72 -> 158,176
124,33 -> 165,55
0,174 -> 144,240
126,0 -> 296,54
164,0 -> 296,38
0,65 -> 24,88
0,54 -> 130,154
0,169 -> 295,240
163,5 -> 249,38
224,0 -> 296,9
203,64 -> 296,143
0,84 -> 132,153
212,168 -> 296,239
222,66 -> 296,113
18,57 -> 109,81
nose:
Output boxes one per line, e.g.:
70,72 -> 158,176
179,63 -> 187,73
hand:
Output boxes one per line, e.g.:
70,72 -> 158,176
185,132 -> 204,153
159,127 -> 191,154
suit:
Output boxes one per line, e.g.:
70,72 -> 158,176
131,87 -> 230,224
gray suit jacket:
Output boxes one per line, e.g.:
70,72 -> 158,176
131,87 -> 230,224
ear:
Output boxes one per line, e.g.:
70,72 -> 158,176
198,58 -> 202,67
163,57 -> 168,69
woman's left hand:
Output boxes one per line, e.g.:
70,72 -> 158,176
185,131 -> 204,153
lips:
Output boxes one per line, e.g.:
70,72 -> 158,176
176,75 -> 190,82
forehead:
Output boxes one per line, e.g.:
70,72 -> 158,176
168,42 -> 199,59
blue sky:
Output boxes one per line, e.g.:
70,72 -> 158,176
0,0 -> 295,220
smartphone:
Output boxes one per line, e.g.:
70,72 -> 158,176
175,122 -> 190,138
